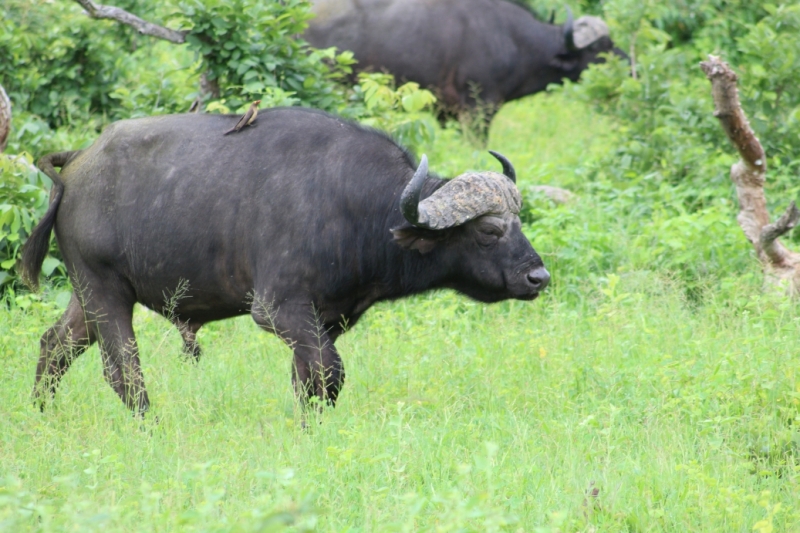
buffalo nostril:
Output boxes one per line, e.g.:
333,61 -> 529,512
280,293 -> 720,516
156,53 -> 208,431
527,267 -> 550,291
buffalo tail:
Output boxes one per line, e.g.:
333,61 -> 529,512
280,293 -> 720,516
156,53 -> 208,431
19,151 -> 80,291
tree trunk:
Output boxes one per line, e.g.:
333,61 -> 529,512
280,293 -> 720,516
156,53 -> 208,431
701,55 -> 800,292
0,84 -> 10,154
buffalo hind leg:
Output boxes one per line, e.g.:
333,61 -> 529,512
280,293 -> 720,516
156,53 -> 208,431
88,294 -> 150,415
33,292 -> 96,409
174,319 -> 203,361
251,302 -> 345,408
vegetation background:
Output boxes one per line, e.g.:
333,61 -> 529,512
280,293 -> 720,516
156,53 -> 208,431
1,0 -> 800,530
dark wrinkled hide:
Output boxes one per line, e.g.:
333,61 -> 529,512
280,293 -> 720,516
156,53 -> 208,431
305,0 -> 626,114
23,109 -> 548,414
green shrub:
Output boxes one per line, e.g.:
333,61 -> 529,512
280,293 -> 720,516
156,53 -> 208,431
175,0 -> 356,112
567,0 -> 798,190
0,0 -> 358,128
351,73 -> 438,154
0,154 -> 63,289
736,3 -> 800,161
0,0 -> 174,128
528,1 -> 800,295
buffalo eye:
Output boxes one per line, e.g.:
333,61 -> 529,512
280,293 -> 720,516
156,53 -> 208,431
475,224 -> 503,246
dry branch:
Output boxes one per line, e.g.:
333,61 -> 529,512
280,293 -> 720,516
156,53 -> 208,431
701,54 -> 800,290
0,84 -> 10,153
74,0 -> 186,43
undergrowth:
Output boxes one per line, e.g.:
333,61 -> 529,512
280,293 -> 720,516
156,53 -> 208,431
2,269 -> 800,531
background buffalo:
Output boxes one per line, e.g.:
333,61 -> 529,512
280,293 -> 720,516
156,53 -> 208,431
305,0 -> 627,118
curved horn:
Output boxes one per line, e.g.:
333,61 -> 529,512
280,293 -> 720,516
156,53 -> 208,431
548,9 -> 555,24
488,151 -> 516,184
399,154 -> 429,227
563,6 -> 576,51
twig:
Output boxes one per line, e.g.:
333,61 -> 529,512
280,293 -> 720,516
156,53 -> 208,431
761,202 -> 800,264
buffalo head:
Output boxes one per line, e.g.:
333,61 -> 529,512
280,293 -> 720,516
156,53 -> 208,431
392,152 -> 549,302
554,8 -> 628,78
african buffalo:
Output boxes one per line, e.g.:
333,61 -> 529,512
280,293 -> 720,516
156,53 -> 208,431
21,108 -> 549,414
305,0 -> 626,116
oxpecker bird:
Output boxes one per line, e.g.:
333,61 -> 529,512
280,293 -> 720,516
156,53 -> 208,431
223,100 -> 261,135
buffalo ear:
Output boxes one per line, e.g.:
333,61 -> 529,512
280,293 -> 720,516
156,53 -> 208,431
391,226 -> 446,254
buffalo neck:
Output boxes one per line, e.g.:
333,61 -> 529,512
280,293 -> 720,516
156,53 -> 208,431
511,22 -> 571,99
373,176 -> 456,301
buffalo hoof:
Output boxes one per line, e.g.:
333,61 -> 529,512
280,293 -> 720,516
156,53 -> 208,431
182,342 -> 202,362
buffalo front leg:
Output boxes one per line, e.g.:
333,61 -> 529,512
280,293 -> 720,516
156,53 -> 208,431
89,296 -> 150,415
174,318 -> 203,360
251,302 -> 345,407
33,292 -> 96,409
291,339 -> 345,408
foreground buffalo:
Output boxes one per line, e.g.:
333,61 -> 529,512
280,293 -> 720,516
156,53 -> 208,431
305,0 -> 625,116
21,108 -> 549,414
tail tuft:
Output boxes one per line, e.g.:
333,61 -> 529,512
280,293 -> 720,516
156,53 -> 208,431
19,151 -> 79,291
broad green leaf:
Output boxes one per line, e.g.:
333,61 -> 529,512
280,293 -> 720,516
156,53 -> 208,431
41,256 -> 61,277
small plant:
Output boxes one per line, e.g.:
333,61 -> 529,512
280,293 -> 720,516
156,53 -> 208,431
452,83 -> 500,148
354,72 -> 438,153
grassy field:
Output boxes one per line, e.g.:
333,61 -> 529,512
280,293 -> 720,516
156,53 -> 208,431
2,93 -> 800,532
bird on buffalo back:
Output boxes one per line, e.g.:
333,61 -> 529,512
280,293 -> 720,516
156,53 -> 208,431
223,100 -> 261,135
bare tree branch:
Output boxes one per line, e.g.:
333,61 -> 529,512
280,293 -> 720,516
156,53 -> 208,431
73,0 -> 187,43
701,57 -> 765,174
701,54 -> 800,292
0,84 -> 10,153
761,202 -> 800,263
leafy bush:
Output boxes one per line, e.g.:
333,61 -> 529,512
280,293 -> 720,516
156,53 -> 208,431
532,0 -> 800,294
0,154 -> 63,289
351,73 -> 438,154
736,3 -> 800,161
0,0 -> 179,128
567,0 -> 798,188
175,0 -> 356,112
1,0 -> 358,129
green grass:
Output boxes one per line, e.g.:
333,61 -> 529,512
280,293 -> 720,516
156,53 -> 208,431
427,91 -> 614,184
2,93 -> 800,531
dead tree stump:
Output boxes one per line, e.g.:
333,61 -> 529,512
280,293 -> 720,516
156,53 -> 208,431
0,84 -> 10,154
701,55 -> 800,292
